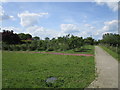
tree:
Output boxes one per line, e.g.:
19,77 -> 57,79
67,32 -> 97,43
18,33 -> 32,40
45,37 -> 50,41
70,36 -> 83,49
25,34 -> 32,39
2,30 -> 21,44
84,37 -> 94,45
101,33 -> 120,46
33,36 -> 40,40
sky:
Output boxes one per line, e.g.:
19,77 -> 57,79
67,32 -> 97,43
0,1 -> 118,40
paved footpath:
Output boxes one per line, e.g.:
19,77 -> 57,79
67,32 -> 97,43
88,46 -> 118,88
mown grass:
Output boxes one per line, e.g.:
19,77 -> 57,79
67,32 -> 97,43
100,46 -> 119,61
3,46 -> 95,88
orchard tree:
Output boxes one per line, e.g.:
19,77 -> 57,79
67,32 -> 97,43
33,36 -> 40,40
84,37 -> 94,45
18,33 -> 32,40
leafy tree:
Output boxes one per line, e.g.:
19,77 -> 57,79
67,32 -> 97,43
45,37 -> 50,41
18,33 -> 32,40
33,36 -> 40,40
26,34 -> 32,39
68,35 -> 83,49
102,33 -> 120,46
84,37 -> 94,45
2,30 -> 21,44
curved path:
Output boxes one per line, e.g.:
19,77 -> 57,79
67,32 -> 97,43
88,46 -> 118,88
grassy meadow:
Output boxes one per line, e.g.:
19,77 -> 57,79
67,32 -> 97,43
3,45 -> 95,88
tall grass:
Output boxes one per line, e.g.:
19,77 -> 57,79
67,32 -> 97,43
100,45 -> 119,61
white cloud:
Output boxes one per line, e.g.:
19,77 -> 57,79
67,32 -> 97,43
84,24 -> 95,29
103,20 -> 118,32
1,26 -> 22,33
84,24 -> 91,27
0,0 -> 8,2
106,2 -> 118,11
94,20 -> 118,39
26,25 -> 58,39
26,24 -> 91,39
60,24 -> 80,33
59,24 -> 96,38
0,5 -> 15,21
1,25 -> 59,39
94,0 -> 118,11
18,11 -> 48,27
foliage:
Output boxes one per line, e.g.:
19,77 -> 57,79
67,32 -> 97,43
2,30 -> 97,51
99,33 -> 120,61
100,33 -> 120,47
33,36 -> 40,40
20,44 -> 27,51
18,33 -> 32,40
2,30 -> 21,44
21,40 -> 32,44
84,37 -> 94,45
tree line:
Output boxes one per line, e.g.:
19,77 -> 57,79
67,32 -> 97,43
99,33 -> 120,54
1,30 -> 120,53
1,30 -> 95,51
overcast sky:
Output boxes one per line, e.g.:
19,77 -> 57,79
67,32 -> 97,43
0,1 -> 118,40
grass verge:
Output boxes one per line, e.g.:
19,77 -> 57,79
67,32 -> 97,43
100,46 -> 119,61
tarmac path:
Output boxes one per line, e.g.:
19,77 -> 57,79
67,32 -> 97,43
88,46 -> 118,88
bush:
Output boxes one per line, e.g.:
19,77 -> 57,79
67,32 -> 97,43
46,47 -> 54,51
59,44 -> 69,51
20,44 -> 27,51
14,45 -> 21,51
37,47 -> 45,51
2,43 -> 9,50
73,47 -> 84,52
8,45 -> 14,51
28,44 -> 36,51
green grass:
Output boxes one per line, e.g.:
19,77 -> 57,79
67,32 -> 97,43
100,46 -> 119,61
3,45 -> 95,88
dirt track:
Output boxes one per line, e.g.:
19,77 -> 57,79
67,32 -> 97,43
88,46 -> 118,88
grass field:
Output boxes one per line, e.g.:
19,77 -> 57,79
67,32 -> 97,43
100,46 -> 119,61
3,45 -> 95,88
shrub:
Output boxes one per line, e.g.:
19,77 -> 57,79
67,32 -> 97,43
37,47 -> 45,51
28,44 -> 36,51
14,45 -> 21,51
8,45 -> 14,51
2,43 -> 9,50
73,47 -> 84,52
20,44 -> 27,51
46,47 -> 54,51
59,44 -> 69,51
